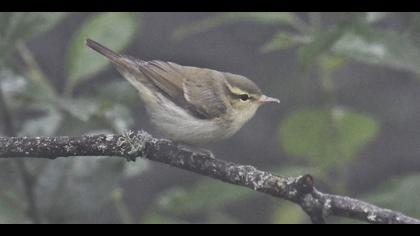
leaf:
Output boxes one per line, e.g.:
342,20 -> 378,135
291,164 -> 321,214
318,54 -> 348,74
279,107 -> 379,169
0,12 -> 67,45
297,27 -> 346,67
362,174 -> 420,218
0,13 -> 67,70
156,180 -> 256,214
24,12 -> 68,38
173,12 -> 297,40
66,12 -> 140,91
260,32 -> 306,53
332,28 -> 420,76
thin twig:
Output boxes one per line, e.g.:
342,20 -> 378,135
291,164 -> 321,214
0,131 -> 418,224
16,41 -> 56,96
0,80 -> 15,136
0,73 -> 42,224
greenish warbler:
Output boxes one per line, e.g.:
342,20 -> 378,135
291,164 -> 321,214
86,39 -> 279,144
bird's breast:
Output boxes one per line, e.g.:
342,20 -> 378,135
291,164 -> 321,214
145,94 -> 243,144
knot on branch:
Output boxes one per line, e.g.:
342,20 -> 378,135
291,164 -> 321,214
293,174 -> 329,223
296,174 -> 314,194
116,130 -> 153,161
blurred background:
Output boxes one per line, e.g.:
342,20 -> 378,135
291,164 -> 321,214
1,12 -> 420,224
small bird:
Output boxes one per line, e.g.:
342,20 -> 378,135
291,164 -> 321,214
86,39 -> 279,144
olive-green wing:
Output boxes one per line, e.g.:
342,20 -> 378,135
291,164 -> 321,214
137,60 -> 228,119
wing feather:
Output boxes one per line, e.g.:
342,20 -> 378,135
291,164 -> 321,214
137,60 -> 229,119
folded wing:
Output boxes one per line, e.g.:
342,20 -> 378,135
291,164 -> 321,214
137,60 -> 229,120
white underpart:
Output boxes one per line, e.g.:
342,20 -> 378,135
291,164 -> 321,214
122,73 -> 259,144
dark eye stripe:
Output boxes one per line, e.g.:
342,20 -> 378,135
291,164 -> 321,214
225,86 -> 255,101
230,92 -> 253,101
239,94 -> 250,101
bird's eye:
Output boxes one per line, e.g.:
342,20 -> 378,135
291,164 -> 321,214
239,94 -> 250,101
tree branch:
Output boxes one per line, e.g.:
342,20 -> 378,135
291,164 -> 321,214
0,131 -> 418,224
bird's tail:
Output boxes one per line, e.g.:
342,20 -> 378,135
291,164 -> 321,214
86,38 -> 157,101
86,38 -> 137,70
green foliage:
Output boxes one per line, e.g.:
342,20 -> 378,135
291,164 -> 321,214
362,174 -> 420,218
297,27 -> 346,67
66,12 -> 139,92
255,12 -> 420,77
22,13 -> 68,38
0,13 -> 67,66
173,12 -> 298,40
260,32 -> 306,53
0,12 -> 67,43
188,12 -> 420,78
318,54 -> 348,74
279,108 -> 379,169
1,12 -> 420,224
0,12 -> 145,223
332,28 -> 420,76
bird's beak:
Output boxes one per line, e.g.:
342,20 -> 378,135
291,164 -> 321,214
258,95 -> 280,104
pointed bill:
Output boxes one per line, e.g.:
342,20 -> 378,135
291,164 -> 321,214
258,95 -> 280,104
